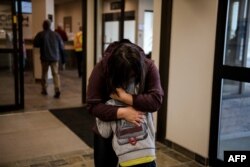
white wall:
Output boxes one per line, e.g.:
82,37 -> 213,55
31,0 -> 46,37
45,0 -> 55,30
87,0 -> 95,82
166,0 -> 218,157
96,0 -> 103,63
137,0 -> 153,49
152,0 -> 161,69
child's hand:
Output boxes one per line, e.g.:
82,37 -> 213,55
110,88 -> 126,100
110,88 -> 133,105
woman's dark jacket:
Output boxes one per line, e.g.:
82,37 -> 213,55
87,41 -> 164,133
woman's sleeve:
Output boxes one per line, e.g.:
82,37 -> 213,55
86,62 -> 119,121
132,61 -> 164,112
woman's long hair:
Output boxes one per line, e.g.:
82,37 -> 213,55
107,43 -> 145,94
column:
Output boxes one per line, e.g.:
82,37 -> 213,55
32,0 -> 54,80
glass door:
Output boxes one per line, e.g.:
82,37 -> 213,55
0,0 -> 24,111
103,11 -> 136,52
210,0 -> 250,166
101,0 -> 122,54
95,0 -> 153,63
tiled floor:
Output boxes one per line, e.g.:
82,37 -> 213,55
0,70 -> 206,167
24,70 -> 83,112
0,111 -> 204,167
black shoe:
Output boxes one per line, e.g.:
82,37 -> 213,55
54,92 -> 61,98
41,90 -> 48,95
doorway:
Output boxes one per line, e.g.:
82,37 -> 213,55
0,0 -> 87,112
102,11 -> 135,52
0,0 -> 24,112
95,0 -> 154,63
23,0 -> 84,111
210,0 -> 250,165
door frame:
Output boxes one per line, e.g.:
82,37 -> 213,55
157,0 -> 172,142
0,0 -> 24,112
82,0 -> 87,103
101,11 -> 135,54
94,0 -> 137,63
0,0 -> 88,110
93,0 -> 172,142
209,0 -> 250,165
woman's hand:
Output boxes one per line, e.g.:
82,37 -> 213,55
117,106 -> 145,126
110,88 -> 133,105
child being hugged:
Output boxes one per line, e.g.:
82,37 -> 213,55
87,39 -> 164,167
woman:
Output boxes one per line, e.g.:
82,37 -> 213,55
87,39 -> 164,167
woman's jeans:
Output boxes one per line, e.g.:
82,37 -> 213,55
94,133 -> 118,167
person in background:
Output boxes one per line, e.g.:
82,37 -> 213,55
73,26 -> 83,78
55,23 -> 68,42
87,39 -> 164,167
33,20 -> 65,99
55,23 -> 68,70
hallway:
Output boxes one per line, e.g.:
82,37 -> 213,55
0,69 -> 205,167
23,70 -> 83,112
0,111 -> 205,167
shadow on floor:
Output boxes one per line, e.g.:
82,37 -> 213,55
50,106 -> 94,148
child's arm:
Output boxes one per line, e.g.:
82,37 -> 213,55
110,88 -> 133,106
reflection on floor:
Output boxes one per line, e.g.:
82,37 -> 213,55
0,111 -> 205,167
0,111 -> 93,166
24,70 -> 83,112
0,70 -> 206,167
0,71 -> 15,105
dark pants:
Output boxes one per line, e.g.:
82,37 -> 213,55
75,51 -> 83,77
94,133 -> 118,167
41,61 -> 60,93
121,161 -> 156,167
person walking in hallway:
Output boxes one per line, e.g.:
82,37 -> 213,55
33,20 -> 65,98
55,23 -> 68,42
73,26 -> 83,78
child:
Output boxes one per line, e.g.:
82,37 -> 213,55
96,76 -> 156,167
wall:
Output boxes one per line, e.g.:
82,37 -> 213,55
86,0 -> 94,82
137,0 -> 153,49
22,14 -> 32,39
45,0 -> 55,30
54,0 -> 94,89
151,0 -> 161,68
166,0 -> 218,157
96,0 -> 103,63
102,0 -> 154,52
96,0 -> 138,62
31,0 -> 46,37
55,0 -> 82,40
150,0 -> 162,128
102,0 -> 137,13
